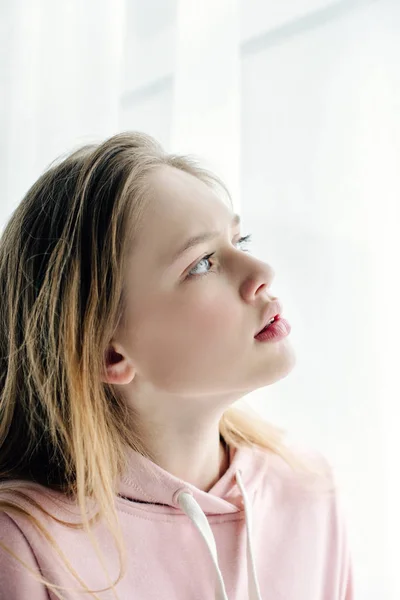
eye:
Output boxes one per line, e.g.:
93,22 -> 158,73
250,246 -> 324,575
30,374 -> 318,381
186,234 -> 253,279
234,234 -> 252,252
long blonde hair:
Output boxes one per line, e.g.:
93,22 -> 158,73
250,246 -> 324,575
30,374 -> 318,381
0,131 -> 334,599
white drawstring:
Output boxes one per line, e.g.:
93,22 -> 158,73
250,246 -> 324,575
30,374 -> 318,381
177,470 -> 263,600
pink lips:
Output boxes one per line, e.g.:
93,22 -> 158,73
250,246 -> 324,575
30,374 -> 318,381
254,316 -> 291,342
255,299 -> 283,337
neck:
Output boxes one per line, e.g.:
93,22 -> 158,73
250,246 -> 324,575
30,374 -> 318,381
124,389 -> 236,492
143,430 -> 230,492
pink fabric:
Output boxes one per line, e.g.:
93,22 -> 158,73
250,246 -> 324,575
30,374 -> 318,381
0,443 -> 353,599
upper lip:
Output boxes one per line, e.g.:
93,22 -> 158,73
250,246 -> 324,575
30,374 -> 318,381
255,299 -> 283,336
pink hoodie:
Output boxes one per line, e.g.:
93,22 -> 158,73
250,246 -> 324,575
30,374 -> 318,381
0,442 -> 353,599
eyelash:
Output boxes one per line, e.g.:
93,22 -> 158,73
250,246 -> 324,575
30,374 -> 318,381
186,234 -> 253,279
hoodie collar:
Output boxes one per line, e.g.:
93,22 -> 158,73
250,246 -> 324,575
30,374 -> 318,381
117,443 -> 267,515
117,442 -> 266,599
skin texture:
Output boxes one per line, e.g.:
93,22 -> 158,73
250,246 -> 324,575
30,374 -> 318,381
102,165 -> 296,491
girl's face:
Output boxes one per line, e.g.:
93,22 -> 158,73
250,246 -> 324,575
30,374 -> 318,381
115,165 -> 295,399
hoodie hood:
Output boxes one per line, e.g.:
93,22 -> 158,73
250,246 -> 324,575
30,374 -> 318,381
117,443 -> 266,514
117,443 -> 269,600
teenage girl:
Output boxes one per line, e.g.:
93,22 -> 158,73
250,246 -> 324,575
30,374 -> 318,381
0,131 -> 353,599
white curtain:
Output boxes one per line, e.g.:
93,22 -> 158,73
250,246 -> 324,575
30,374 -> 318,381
0,0 -> 125,222
171,0 -> 241,211
1,1 -> 399,598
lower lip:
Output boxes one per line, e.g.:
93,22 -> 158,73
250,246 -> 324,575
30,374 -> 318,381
254,317 -> 291,342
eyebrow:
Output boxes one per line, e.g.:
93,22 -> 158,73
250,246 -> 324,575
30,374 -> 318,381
169,213 -> 241,264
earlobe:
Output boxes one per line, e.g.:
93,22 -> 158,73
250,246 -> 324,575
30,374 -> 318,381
101,361 -> 135,385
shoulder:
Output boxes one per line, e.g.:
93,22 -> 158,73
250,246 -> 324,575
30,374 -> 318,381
252,442 -> 354,596
0,509 -> 39,563
252,439 -> 337,500
0,511 -> 49,600
253,440 -> 351,553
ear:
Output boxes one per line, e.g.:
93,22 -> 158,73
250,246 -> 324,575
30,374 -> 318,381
100,345 -> 136,385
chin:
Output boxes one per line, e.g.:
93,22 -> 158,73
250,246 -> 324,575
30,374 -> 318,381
255,338 -> 297,387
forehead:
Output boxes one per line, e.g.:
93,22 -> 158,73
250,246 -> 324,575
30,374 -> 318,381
124,166 -> 234,288
141,165 -> 233,238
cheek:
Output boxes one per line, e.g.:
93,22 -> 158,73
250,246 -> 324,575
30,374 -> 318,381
194,298 -> 238,338
136,290 -> 241,356
176,296 -> 244,377
125,288 -> 247,391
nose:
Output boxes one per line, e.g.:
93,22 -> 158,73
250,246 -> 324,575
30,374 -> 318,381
239,256 -> 275,302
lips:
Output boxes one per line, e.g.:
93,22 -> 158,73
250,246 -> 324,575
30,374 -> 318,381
257,315 -> 279,334
255,299 -> 283,336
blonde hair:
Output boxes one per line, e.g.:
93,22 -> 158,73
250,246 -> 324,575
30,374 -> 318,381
0,131 -> 334,599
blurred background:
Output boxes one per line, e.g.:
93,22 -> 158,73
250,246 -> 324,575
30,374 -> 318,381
1,0 -> 399,598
